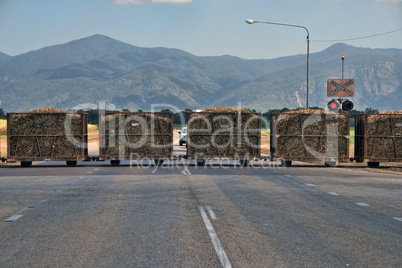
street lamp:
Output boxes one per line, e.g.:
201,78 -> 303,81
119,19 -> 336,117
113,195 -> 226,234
245,19 -> 310,109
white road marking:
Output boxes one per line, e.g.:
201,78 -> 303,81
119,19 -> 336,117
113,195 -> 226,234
28,199 -> 48,208
94,168 -> 99,170
327,192 -> 339,196
206,206 -> 217,221
284,175 -> 292,177
393,217 -> 402,222
4,215 -> 23,222
77,176 -> 84,179
355,202 -> 370,207
305,183 -> 316,187
34,199 -> 47,205
181,161 -> 192,175
53,190 -> 63,194
199,206 -> 232,268
86,171 -> 93,174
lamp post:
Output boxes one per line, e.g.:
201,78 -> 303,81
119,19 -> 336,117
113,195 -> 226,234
245,19 -> 310,109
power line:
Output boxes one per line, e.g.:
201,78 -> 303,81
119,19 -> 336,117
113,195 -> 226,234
311,28 -> 402,42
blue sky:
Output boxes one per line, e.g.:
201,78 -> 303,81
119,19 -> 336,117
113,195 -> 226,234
0,0 -> 401,59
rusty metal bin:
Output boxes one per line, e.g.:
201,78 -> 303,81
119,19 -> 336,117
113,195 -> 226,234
186,111 -> 261,164
99,112 -> 173,165
270,111 -> 350,166
7,112 -> 88,166
354,113 -> 402,167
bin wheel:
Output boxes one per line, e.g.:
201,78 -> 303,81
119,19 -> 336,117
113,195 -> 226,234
239,160 -> 249,167
324,161 -> 337,167
66,161 -> 77,167
367,162 -> 380,168
21,161 -> 32,167
111,160 -> 120,166
154,159 -> 163,166
196,160 -> 205,166
179,141 -> 184,146
281,160 -> 292,167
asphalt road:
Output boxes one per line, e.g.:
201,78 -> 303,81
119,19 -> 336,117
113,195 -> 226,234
0,160 -> 401,267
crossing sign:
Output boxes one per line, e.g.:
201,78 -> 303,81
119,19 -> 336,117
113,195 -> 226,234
327,79 -> 355,97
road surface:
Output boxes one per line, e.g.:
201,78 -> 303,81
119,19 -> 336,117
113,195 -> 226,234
0,159 -> 401,267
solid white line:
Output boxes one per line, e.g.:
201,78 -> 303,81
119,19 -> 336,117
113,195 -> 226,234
199,206 -> 232,268
206,206 -> 217,221
4,215 -> 23,222
393,217 -> 402,222
355,202 -> 370,207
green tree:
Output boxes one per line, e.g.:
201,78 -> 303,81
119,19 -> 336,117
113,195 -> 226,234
364,107 -> 379,114
0,108 -> 6,119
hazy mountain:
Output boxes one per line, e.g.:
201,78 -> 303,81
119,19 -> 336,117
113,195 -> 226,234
0,35 -> 401,112
0,52 -> 11,62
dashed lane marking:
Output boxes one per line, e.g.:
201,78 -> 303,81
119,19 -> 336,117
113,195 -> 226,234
28,199 -> 47,208
355,202 -> 370,207
305,183 -> 316,187
206,206 -> 217,221
393,217 -> 402,222
4,215 -> 23,222
327,192 -> 339,196
199,206 -> 232,268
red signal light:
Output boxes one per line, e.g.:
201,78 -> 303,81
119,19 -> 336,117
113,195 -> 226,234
327,100 -> 339,112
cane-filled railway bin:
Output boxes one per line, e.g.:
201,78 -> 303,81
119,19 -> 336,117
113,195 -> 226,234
7,108 -> 88,167
270,109 -> 350,167
99,111 -> 173,166
354,112 -> 402,168
186,108 -> 261,166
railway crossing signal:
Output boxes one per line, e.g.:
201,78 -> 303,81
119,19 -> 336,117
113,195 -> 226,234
327,99 -> 354,113
342,100 -> 354,111
328,100 -> 339,112
327,79 -> 355,97
327,55 -> 355,114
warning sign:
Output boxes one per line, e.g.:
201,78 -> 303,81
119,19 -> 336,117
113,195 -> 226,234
327,79 -> 355,97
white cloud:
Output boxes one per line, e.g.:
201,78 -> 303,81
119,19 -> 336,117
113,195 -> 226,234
114,0 -> 144,5
376,0 -> 402,3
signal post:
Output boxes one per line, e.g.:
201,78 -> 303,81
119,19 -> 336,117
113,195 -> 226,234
327,55 -> 354,113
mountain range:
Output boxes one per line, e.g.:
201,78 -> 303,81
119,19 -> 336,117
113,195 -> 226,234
0,34 -> 401,113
